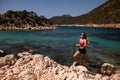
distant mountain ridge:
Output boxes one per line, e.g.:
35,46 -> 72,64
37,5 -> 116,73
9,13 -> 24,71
50,0 -> 120,25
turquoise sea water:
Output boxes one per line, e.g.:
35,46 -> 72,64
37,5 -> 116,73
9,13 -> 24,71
0,26 -> 120,65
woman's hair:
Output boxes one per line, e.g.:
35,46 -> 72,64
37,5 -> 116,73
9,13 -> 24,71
82,32 -> 87,39
81,32 -> 90,44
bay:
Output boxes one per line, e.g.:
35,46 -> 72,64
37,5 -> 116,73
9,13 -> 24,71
0,26 -> 120,66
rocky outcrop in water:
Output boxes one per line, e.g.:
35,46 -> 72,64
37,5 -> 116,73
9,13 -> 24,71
0,51 -> 120,80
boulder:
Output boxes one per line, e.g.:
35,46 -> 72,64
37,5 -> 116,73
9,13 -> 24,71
0,54 -> 15,68
0,50 -> 4,57
101,63 -> 120,76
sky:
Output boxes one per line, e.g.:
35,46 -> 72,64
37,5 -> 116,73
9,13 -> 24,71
0,0 -> 107,18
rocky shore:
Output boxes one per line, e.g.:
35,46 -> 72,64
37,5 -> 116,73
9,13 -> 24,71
59,24 -> 120,28
81,24 -> 120,28
0,25 -> 56,30
0,50 -> 120,80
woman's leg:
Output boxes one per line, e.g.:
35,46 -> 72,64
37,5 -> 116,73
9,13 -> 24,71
73,50 -> 80,63
82,53 -> 87,66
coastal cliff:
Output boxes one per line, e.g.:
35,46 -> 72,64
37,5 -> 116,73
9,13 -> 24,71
0,51 -> 120,80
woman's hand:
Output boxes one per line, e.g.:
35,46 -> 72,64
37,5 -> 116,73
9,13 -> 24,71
75,44 -> 80,47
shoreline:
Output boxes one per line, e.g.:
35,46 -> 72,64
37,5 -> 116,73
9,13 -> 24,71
57,24 -> 120,28
0,24 -> 120,30
0,25 -> 56,31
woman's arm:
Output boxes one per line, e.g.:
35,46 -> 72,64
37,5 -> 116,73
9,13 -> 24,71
75,43 -> 80,47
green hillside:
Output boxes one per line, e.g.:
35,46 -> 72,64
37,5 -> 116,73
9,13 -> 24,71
0,10 -> 53,30
50,0 -> 120,24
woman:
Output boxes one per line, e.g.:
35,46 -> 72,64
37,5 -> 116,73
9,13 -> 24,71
73,32 -> 88,66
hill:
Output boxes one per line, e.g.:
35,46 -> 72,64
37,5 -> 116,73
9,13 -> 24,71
0,10 -> 54,30
50,0 -> 120,26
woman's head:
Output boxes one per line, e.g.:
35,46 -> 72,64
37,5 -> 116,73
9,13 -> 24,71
80,32 -> 87,39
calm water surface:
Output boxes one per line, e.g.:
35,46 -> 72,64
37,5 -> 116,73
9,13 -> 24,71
0,26 -> 120,65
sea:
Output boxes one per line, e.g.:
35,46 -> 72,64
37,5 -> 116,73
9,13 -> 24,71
0,26 -> 120,66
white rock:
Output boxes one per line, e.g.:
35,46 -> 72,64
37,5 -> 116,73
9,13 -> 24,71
0,50 -> 4,54
12,67 -> 20,75
18,69 -> 36,80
